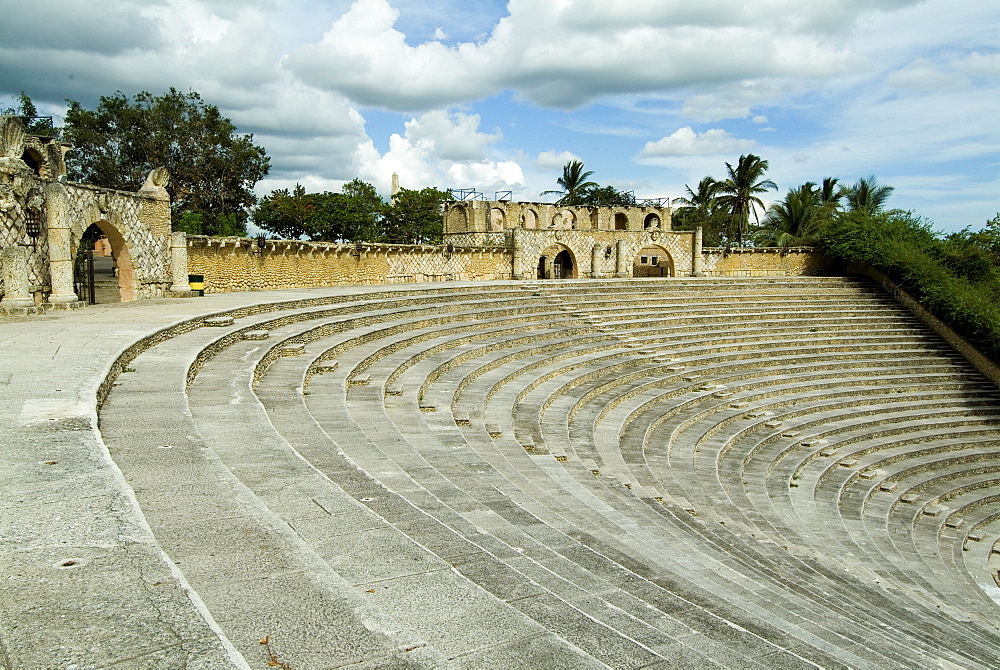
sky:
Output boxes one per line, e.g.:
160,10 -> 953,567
1,0 -> 997,233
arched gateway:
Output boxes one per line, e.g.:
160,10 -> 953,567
0,116 -> 190,311
537,244 -> 577,279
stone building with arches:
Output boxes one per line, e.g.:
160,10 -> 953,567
0,116 -> 190,313
442,199 -> 702,279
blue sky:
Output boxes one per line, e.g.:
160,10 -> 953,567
1,0 -> 997,232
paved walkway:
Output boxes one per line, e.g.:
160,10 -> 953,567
0,287 -> 419,670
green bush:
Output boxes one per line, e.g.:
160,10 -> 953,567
818,210 -> 1000,363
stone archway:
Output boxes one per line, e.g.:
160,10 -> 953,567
643,213 -> 661,229
633,245 -> 674,277
538,244 -> 577,279
72,220 -> 137,302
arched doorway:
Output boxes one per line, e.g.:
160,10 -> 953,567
614,212 -> 628,230
554,250 -> 574,278
537,245 -> 577,279
643,213 -> 661,228
73,221 -> 137,303
633,246 -> 674,277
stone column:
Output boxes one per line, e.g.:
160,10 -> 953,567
1,246 -> 33,309
511,228 -> 525,280
615,239 -> 629,277
692,226 -> 704,276
169,231 -> 192,292
591,244 -> 602,278
44,182 -> 79,304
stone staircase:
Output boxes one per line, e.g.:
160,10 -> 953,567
96,277 -> 1000,668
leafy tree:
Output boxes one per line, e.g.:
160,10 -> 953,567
715,153 -> 777,245
581,185 -> 636,206
62,88 -> 269,235
542,160 -> 599,205
844,175 -> 894,215
382,187 -> 451,244
335,178 -> 385,242
253,179 -> 387,242
253,184 -> 314,239
1,92 -> 58,137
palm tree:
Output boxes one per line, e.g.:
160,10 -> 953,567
675,176 -> 722,216
844,176 -> 894,215
758,182 -> 826,246
819,177 -> 843,206
542,160 -> 598,205
715,153 -> 777,245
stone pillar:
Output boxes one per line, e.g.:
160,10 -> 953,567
615,239 -> 629,277
591,244 -> 604,278
169,231 -> 192,292
511,228 -> 525,280
44,182 -> 79,304
0,246 -> 33,309
692,226 -> 704,276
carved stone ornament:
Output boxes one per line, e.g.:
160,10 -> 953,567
649,230 -> 661,242
149,166 -> 169,188
98,193 -> 110,213
0,116 -> 26,159
139,166 -> 170,198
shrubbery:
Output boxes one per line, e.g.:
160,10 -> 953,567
818,210 -> 1000,363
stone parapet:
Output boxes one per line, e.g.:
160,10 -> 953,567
700,246 -> 827,276
186,236 -> 512,294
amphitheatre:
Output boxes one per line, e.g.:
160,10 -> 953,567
3,115 -> 1000,668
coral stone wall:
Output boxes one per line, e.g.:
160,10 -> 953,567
184,235 -> 826,295
186,237 -> 512,293
701,247 -> 828,276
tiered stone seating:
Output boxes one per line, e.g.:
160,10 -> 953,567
96,278 -> 1000,668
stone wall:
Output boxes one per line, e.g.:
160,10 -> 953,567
184,235 -> 827,294
186,236 -> 512,293
701,247 -> 828,276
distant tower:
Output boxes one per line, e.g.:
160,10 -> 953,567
391,172 -> 400,199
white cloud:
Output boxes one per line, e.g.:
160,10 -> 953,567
752,115 -> 768,124
640,127 -> 756,158
402,110 -> 501,161
886,58 -> 967,90
535,150 -> 581,170
358,109 -> 524,195
286,0 -> 871,112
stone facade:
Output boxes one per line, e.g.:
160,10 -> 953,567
444,199 -> 672,234
444,199 -> 695,279
0,116 -> 185,311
